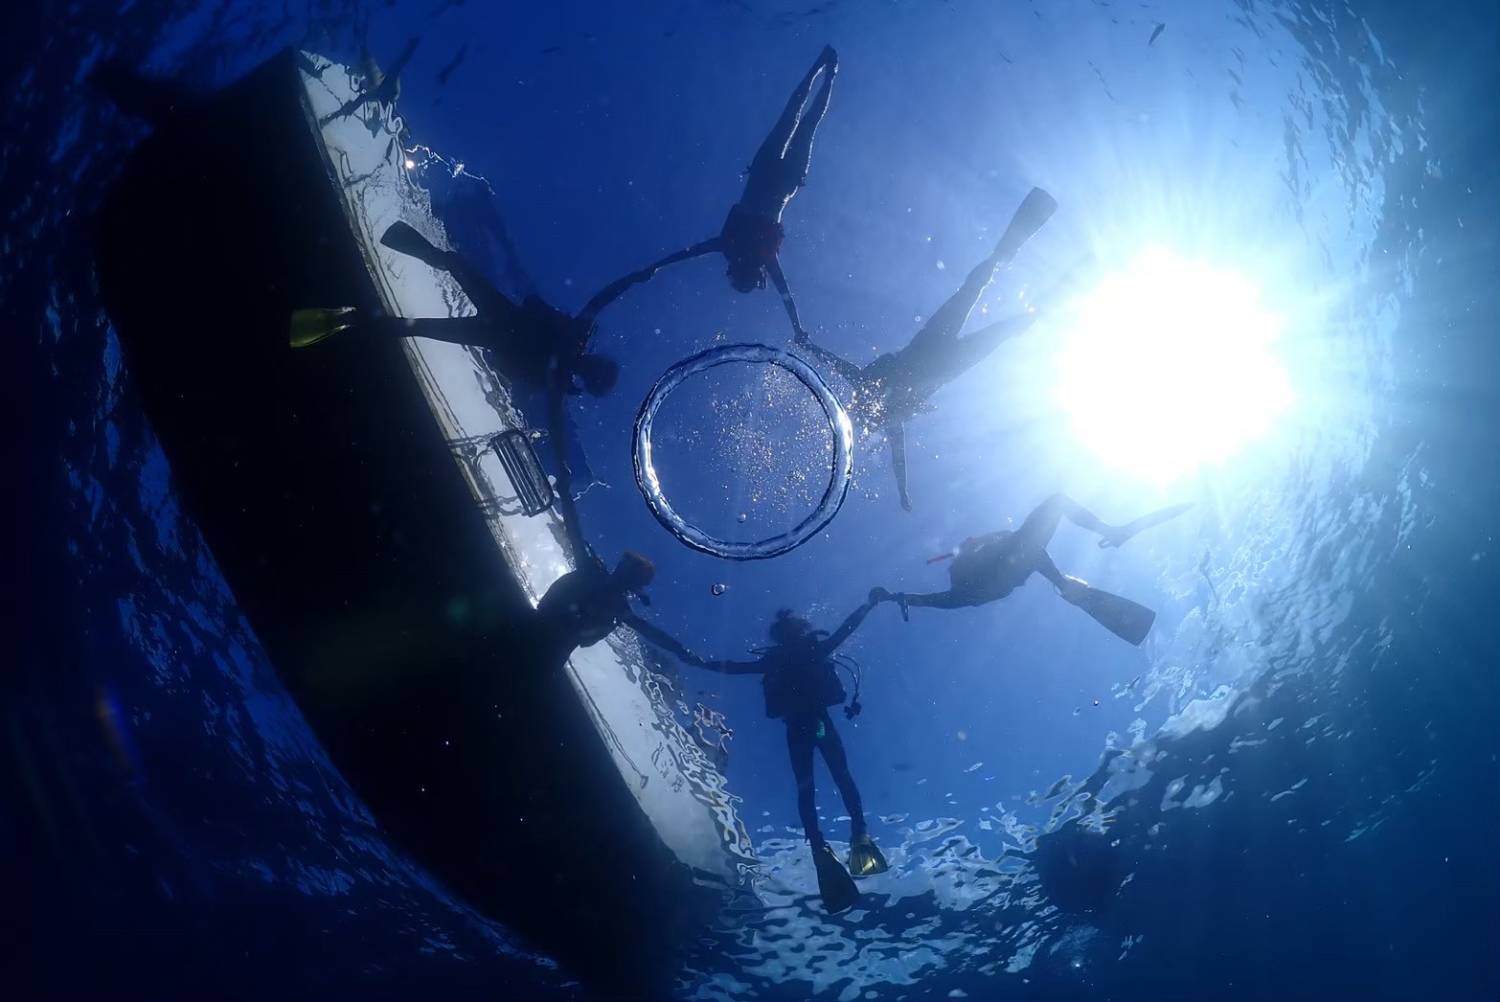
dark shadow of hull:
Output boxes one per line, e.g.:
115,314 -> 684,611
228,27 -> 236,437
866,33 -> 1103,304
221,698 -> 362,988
93,50 -> 706,996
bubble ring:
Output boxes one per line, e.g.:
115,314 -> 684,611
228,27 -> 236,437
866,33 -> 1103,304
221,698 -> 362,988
633,343 -> 855,560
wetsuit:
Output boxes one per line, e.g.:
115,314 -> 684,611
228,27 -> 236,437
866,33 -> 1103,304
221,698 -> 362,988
533,560 -> 636,665
762,646 -> 867,850
364,297 -> 582,391
643,597 -> 878,848
795,187 -> 1057,510
368,222 -> 625,393
885,496 -> 1189,646
902,494 -> 1114,609
571,46 -> 839,337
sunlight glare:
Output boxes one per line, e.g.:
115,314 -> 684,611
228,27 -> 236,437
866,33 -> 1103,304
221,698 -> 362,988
1055,249 -> 1293,483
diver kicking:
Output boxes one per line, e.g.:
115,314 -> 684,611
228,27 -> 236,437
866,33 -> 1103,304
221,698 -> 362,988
291,221 -> 640,397
567,45 -> 839,336
794,186 -> 1058,511
640,598 -> 890,914
875,495 -> 1191,645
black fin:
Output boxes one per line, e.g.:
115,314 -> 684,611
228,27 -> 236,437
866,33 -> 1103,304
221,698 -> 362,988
1076,587 -> 1156,645
380,221 -> 448,269
813,844 -> 860,913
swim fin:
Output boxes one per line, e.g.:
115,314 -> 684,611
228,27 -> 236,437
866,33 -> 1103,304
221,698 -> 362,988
1073,585 -> 1156,645
847,833 -> 889,878
289,307 -> 359,348
992,187 -> 1058,265
380,220 -> 450,270
813,843 -> 860,914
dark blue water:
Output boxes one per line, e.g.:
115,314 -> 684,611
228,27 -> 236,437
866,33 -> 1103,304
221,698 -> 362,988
6,1 -> 1498,998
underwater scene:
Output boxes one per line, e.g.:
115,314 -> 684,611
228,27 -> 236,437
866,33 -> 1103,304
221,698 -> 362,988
5,0 -> 1498,999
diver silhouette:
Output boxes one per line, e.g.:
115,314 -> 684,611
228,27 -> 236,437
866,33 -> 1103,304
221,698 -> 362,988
640,598 -> 890,914
875,495 -> 1192,645
532,550 -> 663,670
564,45 -> 839,337
290,221 -> 642,397
794,187 -> 1058,511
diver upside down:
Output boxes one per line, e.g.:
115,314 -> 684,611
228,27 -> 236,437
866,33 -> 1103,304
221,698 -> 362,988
794,186 -> 1060,512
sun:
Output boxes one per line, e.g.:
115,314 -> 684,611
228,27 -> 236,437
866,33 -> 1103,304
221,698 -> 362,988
1054,249 -> 1293,483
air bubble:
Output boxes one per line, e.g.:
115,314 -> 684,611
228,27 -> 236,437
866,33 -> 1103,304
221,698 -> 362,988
632,343 -> 854,560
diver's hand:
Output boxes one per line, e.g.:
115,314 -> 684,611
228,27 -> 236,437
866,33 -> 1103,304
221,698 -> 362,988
869,587 -> 893,604
899,492 -> 913,513
1097,525 -> 1132,549
820,45 -> 838,72
792,323 -> 811,345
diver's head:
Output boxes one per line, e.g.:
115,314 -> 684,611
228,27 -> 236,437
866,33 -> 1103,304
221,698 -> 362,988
727,256 -> 767,293
613,550 -> 656,592
574,353 -> 620,396
768,608 -> 816,647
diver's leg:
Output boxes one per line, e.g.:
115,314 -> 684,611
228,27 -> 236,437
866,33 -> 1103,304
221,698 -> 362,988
1030,547 -> 1084,600
1035,548 -> 1155,643
781,68 -> 835,186
793,335 -> 865,383
1014,493 -> 1114,553
1013,498 -> 1124,603
908,187 -> 1058,355
786,719 -> 824,846
921,312 -> 1037,389
381,222 -> 517,319
908,249 -> 1006,354
357,315 -> 492,347
816,714 -> 868,838
1104,502 -> 1194,549
751,47 -> 835,174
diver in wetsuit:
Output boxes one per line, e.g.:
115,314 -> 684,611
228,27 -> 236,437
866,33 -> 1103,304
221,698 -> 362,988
641,598 -> 889,914
533,550 -> 661,668
573,45 -> 839,336
875,495 -> 1192,645
794,187 -> 1058,511
290,221 -> 633,396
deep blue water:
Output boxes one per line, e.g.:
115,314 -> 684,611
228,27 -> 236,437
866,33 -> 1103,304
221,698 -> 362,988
5,0 -> 1499,999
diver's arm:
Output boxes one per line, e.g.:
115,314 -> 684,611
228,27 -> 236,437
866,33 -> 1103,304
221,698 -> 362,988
624,615 -> 762,674
792,332 -> 864,383
576,238 -> 723,326
686,655 -> 765,675
820,597 -> 879,654
888,421 -> 912,512
545,387 -> 593,562
625,615 -> 704,665
766,257 -> 806,340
